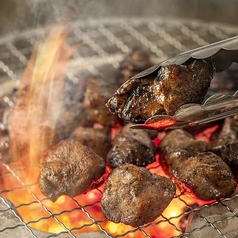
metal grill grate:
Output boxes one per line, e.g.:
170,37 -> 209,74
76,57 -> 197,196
1,18 -> 238,238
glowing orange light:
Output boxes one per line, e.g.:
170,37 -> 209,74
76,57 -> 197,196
0,24 -> 221,238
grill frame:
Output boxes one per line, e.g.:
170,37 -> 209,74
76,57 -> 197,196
1,18 -> 238,238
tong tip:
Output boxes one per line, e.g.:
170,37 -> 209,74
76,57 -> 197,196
130,116 -> 178,130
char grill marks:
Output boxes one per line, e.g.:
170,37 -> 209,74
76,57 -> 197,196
106,58 -> 215,123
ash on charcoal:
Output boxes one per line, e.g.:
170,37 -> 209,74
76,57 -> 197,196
185,195 -> 238,237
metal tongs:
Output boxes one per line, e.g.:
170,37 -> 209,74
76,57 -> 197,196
131,36 -> 238,130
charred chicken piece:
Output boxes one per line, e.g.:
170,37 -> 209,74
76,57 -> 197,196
119,48 -> 153,83
69,126 -> 111,159
154,58 -> 215,115
106,123 -> 155,168
212,140 -> 238,180
106,58 -> 214,123
208,117 -> 238,179
106,77 -> 163,123
174,152 -> 236,201
84,76 -> 120,126
39,139 -> 105,202
158,129 -> 207,175
100,164 -> 175,227
159,129 -> 236,200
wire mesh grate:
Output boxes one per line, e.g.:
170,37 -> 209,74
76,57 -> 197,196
0,18 -> 238,238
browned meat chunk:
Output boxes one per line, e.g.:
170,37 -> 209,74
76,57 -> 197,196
158,129 -> 207,175
106,124 -> 155,168
69,126 -> 111,159
213,140 -> 238,179
208,117 -> 238,179
154,58 -> 214,115
159,129 -> 236,200
174,152 -> 236,200
100,164 -> 175,227
119,48 -> 153,83
106,58 -> 214,123
39,139 -> 105,202
106,77 -> 162,123
84,76 -> 120,126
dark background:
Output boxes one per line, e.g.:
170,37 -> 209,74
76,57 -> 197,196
0,0 -> 237,36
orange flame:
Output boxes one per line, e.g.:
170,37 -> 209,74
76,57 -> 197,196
8,25 -> 74,166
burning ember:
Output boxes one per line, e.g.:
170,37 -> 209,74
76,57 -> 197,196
0,25 -> 238,238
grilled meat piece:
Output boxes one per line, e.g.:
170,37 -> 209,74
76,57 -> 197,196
119,48 -> 153,83
174,152 -> 236,200
84,76 -> 120,126
106,77 -> 162,123
106,58 -> 214,123
69,126 -> 111,159
159,129 -> 236,200
39,139 -> 105,202
208,117 -> 238,179
100,164 -> 175,227
106,124 -> 155,168
219,141 -> 238,179
154,58 -> 214,115
158,129 -> 207,175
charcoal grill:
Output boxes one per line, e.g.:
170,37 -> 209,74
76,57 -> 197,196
1,18 -> 238,238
